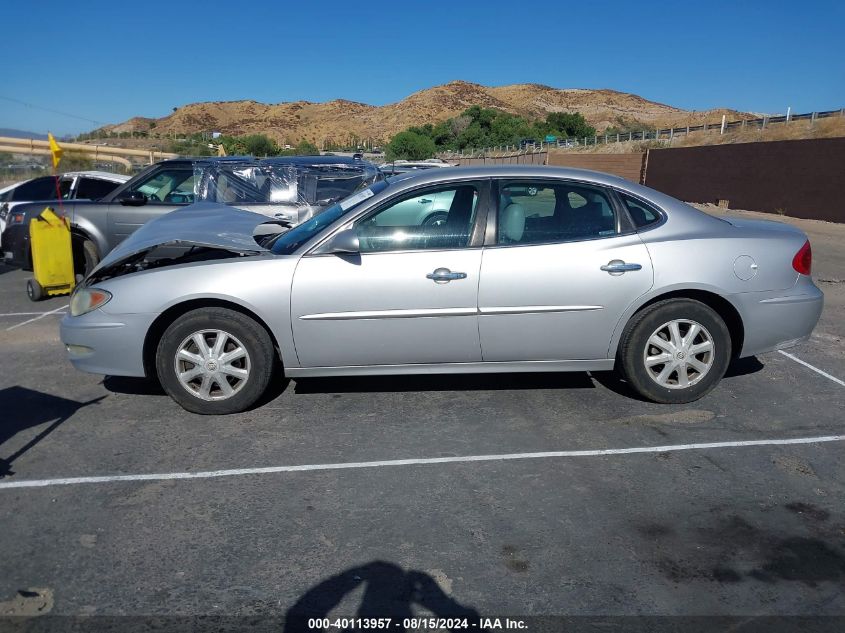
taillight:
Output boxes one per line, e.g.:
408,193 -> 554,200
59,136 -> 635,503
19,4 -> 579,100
792,240 -> 812,275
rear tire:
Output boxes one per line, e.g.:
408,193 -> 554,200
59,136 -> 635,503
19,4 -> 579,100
26,278 -> 44,302
618,299 -> 731,404
155,307 -> 275,414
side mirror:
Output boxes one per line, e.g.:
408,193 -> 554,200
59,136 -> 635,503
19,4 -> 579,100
322,228 -> 359,254
118,191 -> 147,206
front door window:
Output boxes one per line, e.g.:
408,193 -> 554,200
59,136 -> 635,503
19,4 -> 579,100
355,184 -> 479,252
126,168 -> 196,204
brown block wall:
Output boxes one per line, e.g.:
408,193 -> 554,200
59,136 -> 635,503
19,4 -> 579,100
450,152 -> 548,166
547,152 -> 646,182
644,138 -> 845,222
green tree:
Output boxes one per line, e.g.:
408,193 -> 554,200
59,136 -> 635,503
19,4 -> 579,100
543,112 -> 596,138
241,134 -> 279,156
215,134 -> 279,156
293,140 -> 319,155
385,130 -> 437,161
384,106 -> 596,153
169,139 -> 214,156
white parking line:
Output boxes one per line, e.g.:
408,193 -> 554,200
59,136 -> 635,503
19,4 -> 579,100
779,350 -> 845,387
1,434 -> 842,491
0,311 -> 67,318
4,304 -> 68,331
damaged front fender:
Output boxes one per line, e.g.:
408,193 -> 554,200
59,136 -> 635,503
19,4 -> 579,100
86,202 -> 285,283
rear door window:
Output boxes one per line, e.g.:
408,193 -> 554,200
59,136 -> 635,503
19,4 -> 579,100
497,181 -> 619,245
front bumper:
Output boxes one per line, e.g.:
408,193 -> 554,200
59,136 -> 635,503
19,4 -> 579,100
732,276 -> 824,357
60,310 -> 159,377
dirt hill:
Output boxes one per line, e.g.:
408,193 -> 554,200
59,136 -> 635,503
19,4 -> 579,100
103,80 -> 748,145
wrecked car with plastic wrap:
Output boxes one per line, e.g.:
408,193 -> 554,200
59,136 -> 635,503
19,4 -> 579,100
62,165 -> 822,415
3,155 -> 381,276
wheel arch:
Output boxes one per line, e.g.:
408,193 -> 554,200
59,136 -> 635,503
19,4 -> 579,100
610,288 -> 745,361
142,298 -> 283,380
69,226 -> 99,255
70,216 -> 108,259
421,209 -> 449,225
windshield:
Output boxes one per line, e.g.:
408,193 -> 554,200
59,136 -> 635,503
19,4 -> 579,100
269,180 -> 389,255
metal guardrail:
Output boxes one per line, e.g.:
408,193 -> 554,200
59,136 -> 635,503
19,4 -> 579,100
440,107 -> 845,157
0,136 -> 179,167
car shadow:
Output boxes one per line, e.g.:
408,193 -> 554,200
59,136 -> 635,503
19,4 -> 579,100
588,370 -> 646,401
292,371 -> 595,394
100,357 -> 765,405
103,366 -> 290,412
284,561 -> 484,632
590,356 -> 766,402
0,385 -> 104,477
724,355 -> 765,378
102,375 -> 165,396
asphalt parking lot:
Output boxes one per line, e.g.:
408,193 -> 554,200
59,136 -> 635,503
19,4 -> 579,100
0,209 -> 844,627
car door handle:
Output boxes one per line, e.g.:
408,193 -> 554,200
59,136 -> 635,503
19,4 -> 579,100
426,267 -> 467,283
600,260 -> 642,274
418,198 -> 433,204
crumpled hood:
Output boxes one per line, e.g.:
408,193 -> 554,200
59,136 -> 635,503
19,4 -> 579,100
96,202 -> 273,270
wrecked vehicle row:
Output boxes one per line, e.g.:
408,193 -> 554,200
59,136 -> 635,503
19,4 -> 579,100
2,155 -> 381,276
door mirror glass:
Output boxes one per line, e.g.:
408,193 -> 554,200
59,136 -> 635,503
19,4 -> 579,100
323,228 -> 360,254
118,191 -> 148,206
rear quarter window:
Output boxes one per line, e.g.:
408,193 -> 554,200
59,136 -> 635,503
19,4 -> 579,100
620,193 -> 662,228
10,177 -> 57,201
76,177 -> 122,200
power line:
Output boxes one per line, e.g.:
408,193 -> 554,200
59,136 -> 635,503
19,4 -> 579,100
0,95 -> 104,126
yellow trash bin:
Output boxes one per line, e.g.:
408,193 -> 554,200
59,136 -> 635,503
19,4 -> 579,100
27,207 -> 76,301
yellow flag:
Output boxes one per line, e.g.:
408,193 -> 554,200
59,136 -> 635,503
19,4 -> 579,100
48,132 -> 63,169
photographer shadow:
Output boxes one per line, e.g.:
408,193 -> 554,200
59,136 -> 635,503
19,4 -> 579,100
285,561 -> 484,632
0,385 -> 104,477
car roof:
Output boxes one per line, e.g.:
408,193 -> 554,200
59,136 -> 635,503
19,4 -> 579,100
383,164 -> 637,189
62,170 -> 130,182
155,156 -> 256,166
2,172 -> 125,187
153,155 -> 369,167
261,155 -> 366,166
380,164 -> 721,227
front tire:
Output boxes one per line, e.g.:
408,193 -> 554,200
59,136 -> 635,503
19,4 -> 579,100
618,299 -> 731,404
155,307 -> 275,414
422,211 -> 448,227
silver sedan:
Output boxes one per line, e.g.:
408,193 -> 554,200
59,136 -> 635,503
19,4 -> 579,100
61,166 -> 823,414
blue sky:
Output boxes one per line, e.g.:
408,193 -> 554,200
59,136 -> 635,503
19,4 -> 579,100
1,0 -> 843,135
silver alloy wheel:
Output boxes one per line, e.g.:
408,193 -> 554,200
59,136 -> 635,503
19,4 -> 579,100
643,319 -> 715,390
174,329 -> 251,401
